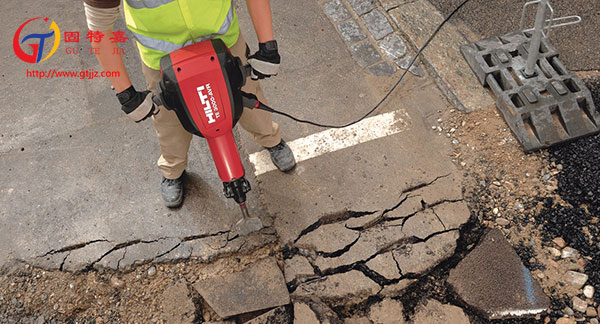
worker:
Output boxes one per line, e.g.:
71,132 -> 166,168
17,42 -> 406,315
83,0 -> 296,207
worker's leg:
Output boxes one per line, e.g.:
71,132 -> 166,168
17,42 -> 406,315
141,63 -> 193,180
230,33 -> 282,148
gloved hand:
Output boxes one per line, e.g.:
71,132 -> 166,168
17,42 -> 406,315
247,40 -> 280,80
116,85 -> 157,122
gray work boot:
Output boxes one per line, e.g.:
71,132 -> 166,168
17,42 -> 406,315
266,140 -> 296,172
161,172 -> 185,208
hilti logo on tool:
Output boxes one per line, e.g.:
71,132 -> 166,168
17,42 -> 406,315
196,83 -> 221,124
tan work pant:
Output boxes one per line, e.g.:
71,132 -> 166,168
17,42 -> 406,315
142,33 -> 281,179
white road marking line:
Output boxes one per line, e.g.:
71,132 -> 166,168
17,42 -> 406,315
249,110 -> 411,176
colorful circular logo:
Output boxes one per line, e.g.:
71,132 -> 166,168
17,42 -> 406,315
13,17 -> 61,63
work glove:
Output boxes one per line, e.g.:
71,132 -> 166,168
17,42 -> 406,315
247,40 -> 280,80
116,85 -> 157,122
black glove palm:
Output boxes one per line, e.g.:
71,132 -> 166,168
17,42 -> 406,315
247,40 -> 280,80
117,86 -> 157,122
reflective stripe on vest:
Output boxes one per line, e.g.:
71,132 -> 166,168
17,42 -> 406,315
129,4 -> 234,53
125,0 -> 175,9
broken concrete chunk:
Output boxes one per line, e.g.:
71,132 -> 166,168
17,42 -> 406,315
384,195 -> 422,220
412,299 -> 470,324
294,270 -> 380,301
401,209 -> 445,240
448,229 -> 550,320
344,317 -> 372,324
393,231 -> 458,275
117,238 -> 181,269
297,222 -> 360,254
245,306 -> 290,324
385,174 -> 462,219
62,241 -> 114,272
379,279 -> 416,297
193,257 -> 290,318
284,255 -> 316,283
30,252 -> 71,271
307,299 -> 344,324
571,296 -> 587,313
366,251 -> 402,280
368,298 -> 406,324
564,271 -> 588,289
160,281 -> 195,324
294,302 -> 320,324
432,201 -> 470,229
314,224 -> 406,272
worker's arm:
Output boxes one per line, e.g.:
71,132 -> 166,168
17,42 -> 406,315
93,27 -> 132,92
84,0 -> 156,122
245,0 -> 274,42
245,0 -> 280,79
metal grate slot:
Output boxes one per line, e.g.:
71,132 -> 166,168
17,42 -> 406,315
523,114 -> 541,143
508,68 -> 523,87
578,98 -> 597,127
537,59 -> 553,78
512,94 -> 525,108
491,71 -> 511,91
483,54 -> 495,67
563,79 -> 580,93
550,105 -> 569,136
549,56 -> 567,75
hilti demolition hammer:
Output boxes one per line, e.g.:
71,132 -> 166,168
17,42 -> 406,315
153,39 -> 269,235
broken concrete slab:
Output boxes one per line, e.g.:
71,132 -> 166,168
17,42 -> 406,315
193,257 -> 290,318
412,299 -> 470,324
313,224 -> 406,272
245,306 -> 290,324
160,281 -> 195,324
368,298 -> 406,324
296,222 -> 361,255
293,302 -> 320,324
389,1 -> 494,112
448,229 -> 550,319
384,174 -> 463,219
366,251 -> 401,281
432,201 -> 471,230
401,209 -> 445,240
294,270 -> 380,301
284,255 -> 316,284
393,231 -> 458,275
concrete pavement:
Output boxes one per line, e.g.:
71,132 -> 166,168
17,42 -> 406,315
1,0 -> 469,297
1,0 -> 273,271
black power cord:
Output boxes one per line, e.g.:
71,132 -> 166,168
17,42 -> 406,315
257,0 -> 471,129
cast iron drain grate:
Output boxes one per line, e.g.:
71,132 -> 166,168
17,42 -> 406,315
461,31 -> 600,151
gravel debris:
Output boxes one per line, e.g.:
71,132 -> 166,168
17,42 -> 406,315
571,296 -> 587,313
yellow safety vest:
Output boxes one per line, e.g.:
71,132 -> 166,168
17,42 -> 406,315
123,0 -> 240,70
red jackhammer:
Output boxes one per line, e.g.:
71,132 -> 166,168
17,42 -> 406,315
153,39 -> 265,235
